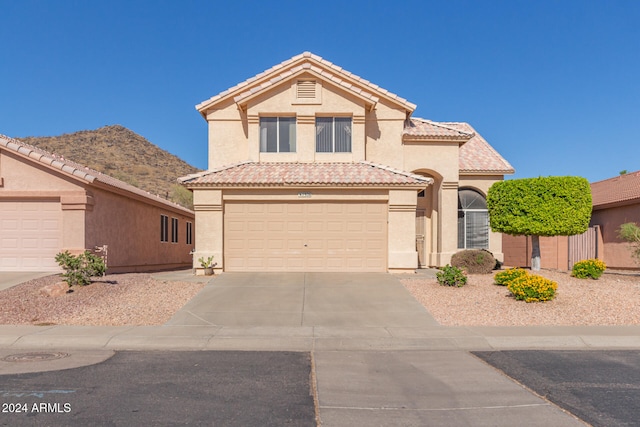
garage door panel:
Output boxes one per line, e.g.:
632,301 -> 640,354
224,201 -> 387,272
286,204 -> 304,214
287,222 -> 304,232
267,222 -> 284,232
307,221 -> 323,232
327,221 -> 343,232
247,239 -> 264,250
0,201 -> 61,271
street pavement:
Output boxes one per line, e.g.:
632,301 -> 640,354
474,350 -> 640,427
0,351 -> 315,426
1,270 -> 640,426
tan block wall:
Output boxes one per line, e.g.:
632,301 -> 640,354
502,234 -> 569,270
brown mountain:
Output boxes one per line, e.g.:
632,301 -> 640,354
18,125 -> 200,208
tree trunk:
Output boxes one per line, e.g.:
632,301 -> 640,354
531,235 -> 541,271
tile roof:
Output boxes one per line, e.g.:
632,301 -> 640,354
196,52 -> 416,115
452,122 -> 514,174
0,134 -> 193,214
403,118 -> 474,140
179,161 -> 433,187
591,170 -> 640,208
402,118 -> 514,174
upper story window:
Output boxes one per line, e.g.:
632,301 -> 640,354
260,117 -> 296,152
316,117 -> 352,153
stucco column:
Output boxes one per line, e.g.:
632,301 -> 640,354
297,115 -> 315,162
352,115 -> 365,161
60,192 -> 93,254
387,189 -> 418,273
434,181 -> 458,266
193,189 -> 223,273
247,114 -> 260,162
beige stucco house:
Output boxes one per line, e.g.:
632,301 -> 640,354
0,134 -> 195,272
180,52 -> 513,273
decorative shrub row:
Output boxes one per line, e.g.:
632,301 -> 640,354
494,268 -> 557,302
494,268 -> 528,286
436,265 -> 468,287
451,249 -> 497,274
571,259 -> 606,279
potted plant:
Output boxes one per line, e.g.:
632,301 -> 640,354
198,256 -> 215,276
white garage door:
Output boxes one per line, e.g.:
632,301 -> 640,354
224,201 -> 387,272
0,201 -> 62,271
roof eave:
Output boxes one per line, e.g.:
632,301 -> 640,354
181,182 -> 430,190
403,135 -> 472,145
592,198 -> 640,210
459,169 -> 515,176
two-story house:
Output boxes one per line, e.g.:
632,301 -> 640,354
180,52 -> 514,273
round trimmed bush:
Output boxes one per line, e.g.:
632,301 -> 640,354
451,249 -> 497,274
507,274 -> 557,302
571,259 -> 606,279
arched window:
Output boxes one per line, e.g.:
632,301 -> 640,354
458,189 -> 489,249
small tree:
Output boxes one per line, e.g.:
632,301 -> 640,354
55,250 -> 106,286
487,176 -> 592,271
618,222 -> 640,263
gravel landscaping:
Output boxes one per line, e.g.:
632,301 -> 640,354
0,273 -> 205,326
401,269 -> 640,326
1,269 -> 639,327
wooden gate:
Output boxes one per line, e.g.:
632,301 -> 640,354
568,226 -> 600,269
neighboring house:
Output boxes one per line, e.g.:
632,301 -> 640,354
180,52 -> 513,273
590,171 -> 640,269
502,172 -> 640,271
0,134 -> 195,272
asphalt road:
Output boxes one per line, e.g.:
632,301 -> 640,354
473,350 -> 640,427
0,351 -> 316,426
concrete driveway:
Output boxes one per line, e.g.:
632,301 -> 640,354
166,272 -> 440,328
0,271 -> 57,291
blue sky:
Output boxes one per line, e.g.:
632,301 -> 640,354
1,0 -> 639,183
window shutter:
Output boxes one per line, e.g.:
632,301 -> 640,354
297,81 -> 316,99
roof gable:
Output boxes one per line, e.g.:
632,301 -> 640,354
591,170 -> 640,208
0,134 -> 193,214
196,52 -> 416,117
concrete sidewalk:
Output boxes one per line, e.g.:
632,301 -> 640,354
1,270 -> 638,426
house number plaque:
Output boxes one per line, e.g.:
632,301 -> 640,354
297,192 -> 312,198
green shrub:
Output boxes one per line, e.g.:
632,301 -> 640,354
55,250 -> 106,286
451,249 -> 497,274
571,259 -> 606,279
436,265 -> 468,287
507,274 -> 557,302
494,268 -> 528,286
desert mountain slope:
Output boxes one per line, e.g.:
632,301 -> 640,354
18,125 -> 200,207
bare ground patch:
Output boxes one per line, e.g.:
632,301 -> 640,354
0,273 -> 205,326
